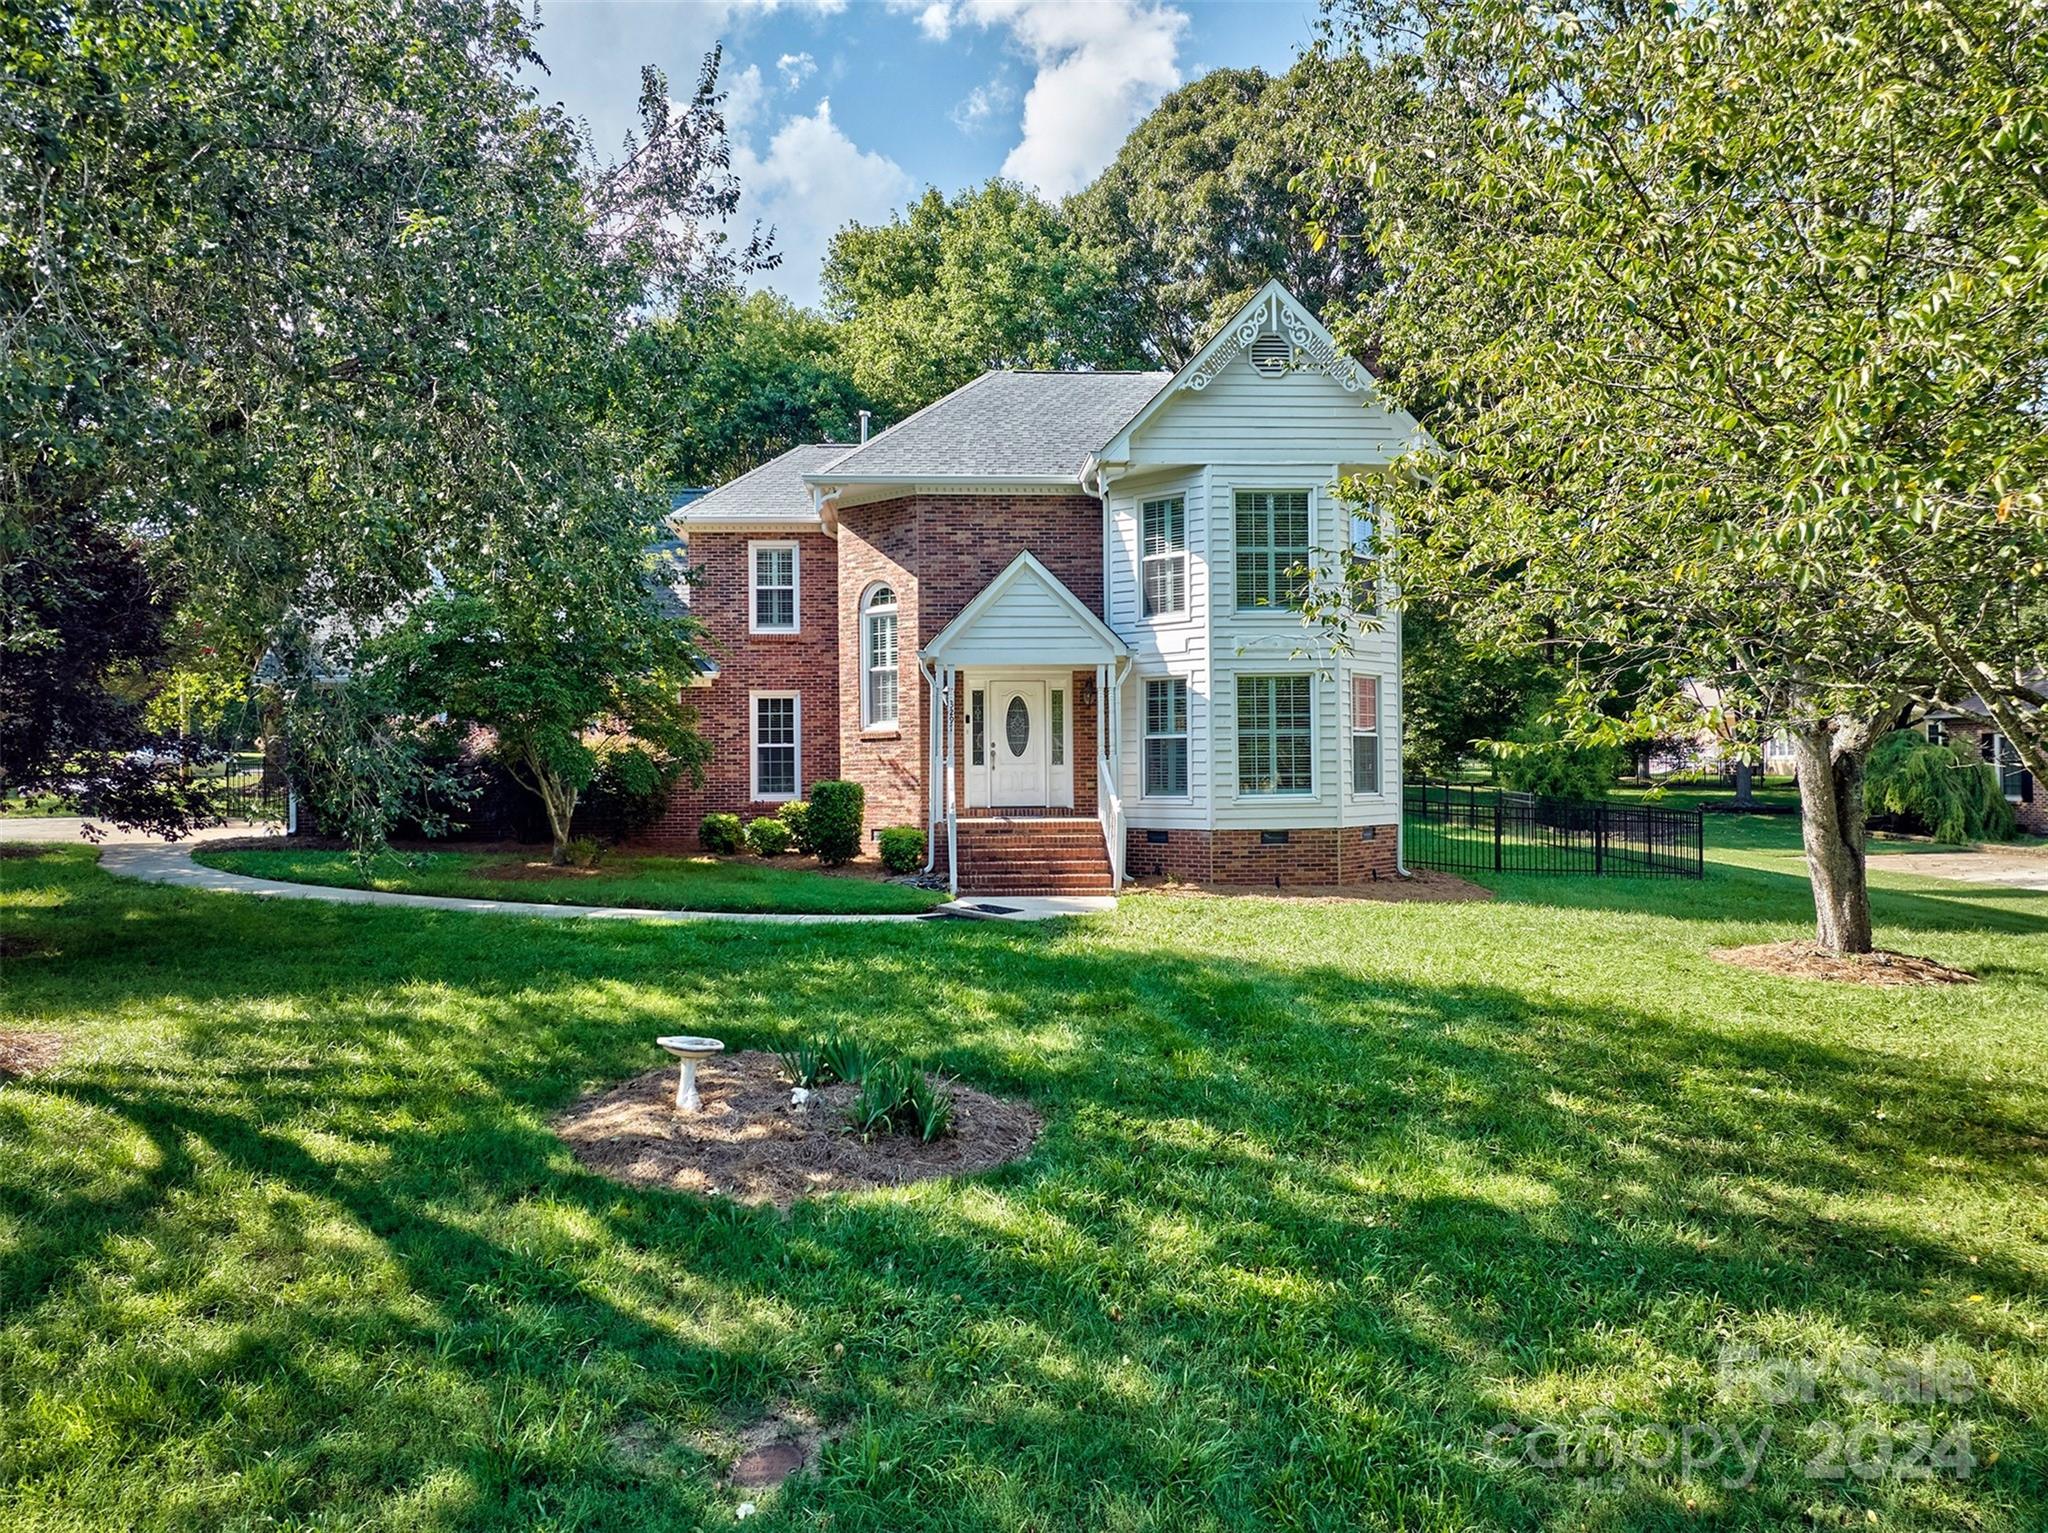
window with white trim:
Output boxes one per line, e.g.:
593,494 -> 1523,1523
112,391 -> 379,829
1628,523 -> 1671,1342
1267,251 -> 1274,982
860,584 -> 898,729
751,693 -> 799,800
1237,674 -> 1313,795
750,542 -> 798,633
1143,679 -> 1189,797
1051,688 -> 1065,766
1350,675 -> 1381,794
1141,495 -> 1187,618
1347,505 -> 1380,614
1984,732 -> 2027,799
1925,719 -> 1948,746
1235,490 -> 1311,610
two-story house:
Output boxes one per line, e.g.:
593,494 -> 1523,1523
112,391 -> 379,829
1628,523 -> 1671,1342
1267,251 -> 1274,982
647,282 -> 1428,895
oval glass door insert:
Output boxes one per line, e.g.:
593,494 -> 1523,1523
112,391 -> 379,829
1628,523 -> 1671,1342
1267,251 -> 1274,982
1005,696 -> 1031,757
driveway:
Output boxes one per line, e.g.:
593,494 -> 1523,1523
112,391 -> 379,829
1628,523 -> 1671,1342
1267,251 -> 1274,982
1877,847 -> 2048,892
0,817 -> 281,847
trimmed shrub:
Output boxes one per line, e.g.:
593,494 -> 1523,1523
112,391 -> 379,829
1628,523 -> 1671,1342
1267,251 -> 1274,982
877,825 -> 926,874
745,816 -> 793,856
778,798 -> 816,855
808,779 -> 864,865
698,812 -> 745,855
561,836 -> 607,869
1868,731 -> 2016,843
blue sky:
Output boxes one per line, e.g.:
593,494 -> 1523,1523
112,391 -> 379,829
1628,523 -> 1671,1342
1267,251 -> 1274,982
527,1 -> 1322,307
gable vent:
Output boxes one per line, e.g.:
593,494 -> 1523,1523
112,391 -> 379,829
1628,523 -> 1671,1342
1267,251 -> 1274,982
1249,332 -> 1291,377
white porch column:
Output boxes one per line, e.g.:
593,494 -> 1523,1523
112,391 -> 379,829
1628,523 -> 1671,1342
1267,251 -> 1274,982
943,664 -> 959,895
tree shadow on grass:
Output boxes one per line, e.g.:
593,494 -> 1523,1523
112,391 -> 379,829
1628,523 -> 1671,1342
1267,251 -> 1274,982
2,852 -> 2045,1529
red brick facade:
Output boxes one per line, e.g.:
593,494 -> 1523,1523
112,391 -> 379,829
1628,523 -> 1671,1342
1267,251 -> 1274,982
835,492 -> 1104,843
1124,825 -> 1402,887
638,528 -> 840,849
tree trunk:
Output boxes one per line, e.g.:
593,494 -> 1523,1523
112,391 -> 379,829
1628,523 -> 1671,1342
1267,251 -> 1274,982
1789,721 -> 1875,956
1732,759 -> 1755,807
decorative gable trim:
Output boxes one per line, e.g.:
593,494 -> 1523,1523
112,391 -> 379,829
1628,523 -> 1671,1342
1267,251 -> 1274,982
1090,279 -> 1431,468
1183,285 -> 1370,394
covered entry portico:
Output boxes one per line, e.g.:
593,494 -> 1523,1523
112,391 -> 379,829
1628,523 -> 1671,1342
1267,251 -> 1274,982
918,553 -> 1130,894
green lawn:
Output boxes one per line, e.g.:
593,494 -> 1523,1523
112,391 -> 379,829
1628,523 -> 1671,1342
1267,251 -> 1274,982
3,816 -> 2044,1531
192,847 -> 952,915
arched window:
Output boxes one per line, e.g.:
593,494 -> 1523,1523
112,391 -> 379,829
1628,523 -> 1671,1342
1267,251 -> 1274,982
861,584 -> 899,730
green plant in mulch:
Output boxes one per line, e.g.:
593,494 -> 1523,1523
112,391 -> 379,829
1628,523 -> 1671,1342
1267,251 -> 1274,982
744,816 -> 793,857
877,825 -> 926,874
846,1057 -> 954,1142
777,799 -> 815,855
698,812 -> 744,855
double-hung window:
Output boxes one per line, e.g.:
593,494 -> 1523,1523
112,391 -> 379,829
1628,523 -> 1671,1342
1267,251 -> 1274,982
750,542 -> 798,633
1985,733 -> 2028,799
1235,490 -> 1311,610
1347,505 -> 1380,614
1350,676 -> 1381,794
1237,674 -> 1313,795
1141,496 -> 1188,618
751,693 -> 799,800
861,584 -> 898,729
1143,679 -> 1189,797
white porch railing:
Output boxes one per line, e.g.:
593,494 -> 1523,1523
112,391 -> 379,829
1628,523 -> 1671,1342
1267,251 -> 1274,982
1095,661 -> 1125,888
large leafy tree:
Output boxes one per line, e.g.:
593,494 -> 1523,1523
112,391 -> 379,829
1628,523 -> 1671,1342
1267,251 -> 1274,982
1310,0 -> 2048,955
822,180 -> 1143,416
1070,54 -> 1387,366
373,516 -> 707,863
625,290 -> 872,486
3,0 -> 761,829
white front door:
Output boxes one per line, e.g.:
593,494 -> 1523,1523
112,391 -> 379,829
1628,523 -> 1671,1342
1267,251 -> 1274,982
989,680 -> 1048,805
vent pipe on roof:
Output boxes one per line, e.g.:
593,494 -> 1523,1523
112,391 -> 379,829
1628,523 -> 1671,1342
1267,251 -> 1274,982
858,409 -> 871,444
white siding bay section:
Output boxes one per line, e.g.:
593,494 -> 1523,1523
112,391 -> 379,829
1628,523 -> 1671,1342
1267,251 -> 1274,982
1110,466 -> 1211,830
1127,347 -> 1413,467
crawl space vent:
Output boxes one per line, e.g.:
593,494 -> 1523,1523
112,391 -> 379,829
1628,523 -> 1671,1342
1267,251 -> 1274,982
1249,333 -> 1291,377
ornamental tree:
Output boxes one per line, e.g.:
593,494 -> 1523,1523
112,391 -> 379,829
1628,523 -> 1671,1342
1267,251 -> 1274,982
1308,0 -> 2048,954
372,519 -> 707,863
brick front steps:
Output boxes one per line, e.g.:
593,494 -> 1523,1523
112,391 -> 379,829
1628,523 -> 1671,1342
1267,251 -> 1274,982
955,816 -> 1115,896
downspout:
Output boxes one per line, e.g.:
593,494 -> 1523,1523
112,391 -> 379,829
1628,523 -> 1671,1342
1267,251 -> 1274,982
1392,525 -> 1410,877
919,656 -> 942,877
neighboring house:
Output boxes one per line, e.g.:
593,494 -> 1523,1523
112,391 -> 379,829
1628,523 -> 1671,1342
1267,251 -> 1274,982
650,282 -> 1426,893
1920,703 -> 2042,834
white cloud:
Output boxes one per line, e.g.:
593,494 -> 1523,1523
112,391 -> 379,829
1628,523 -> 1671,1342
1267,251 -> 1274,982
720,63 -> 769,135
776,51 -> 818,88
950,78 -> 1016,134
733,0 -> 848,14
733,99 -> 916,307
918,0 -> 1186,197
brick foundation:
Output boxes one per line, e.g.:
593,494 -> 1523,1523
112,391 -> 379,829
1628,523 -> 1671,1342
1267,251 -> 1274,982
1124,824 -> 1402,886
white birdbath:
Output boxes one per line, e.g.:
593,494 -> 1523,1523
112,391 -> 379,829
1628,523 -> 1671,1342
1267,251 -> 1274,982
656,1035 -> 725,1113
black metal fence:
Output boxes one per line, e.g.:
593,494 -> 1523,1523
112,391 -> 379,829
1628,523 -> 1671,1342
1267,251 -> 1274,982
203,763 -> 288,825
1403,782 -> 1704,879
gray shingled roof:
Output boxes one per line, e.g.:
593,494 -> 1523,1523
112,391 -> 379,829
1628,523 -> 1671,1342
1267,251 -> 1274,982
672,443 -> 852,526
809,371 -> 1171,483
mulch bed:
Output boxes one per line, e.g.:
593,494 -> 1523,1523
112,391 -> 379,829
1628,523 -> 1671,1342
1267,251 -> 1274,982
475,860 -> 606,882
556,1050 -> 1041,1209
0,846 -> 51,860
0,1032 -> 67,1080
1711,941 -> 1976,987
1127,869 -> 1492,904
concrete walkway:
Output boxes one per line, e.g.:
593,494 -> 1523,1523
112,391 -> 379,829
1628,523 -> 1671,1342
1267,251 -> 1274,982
87,841 -> 1115,925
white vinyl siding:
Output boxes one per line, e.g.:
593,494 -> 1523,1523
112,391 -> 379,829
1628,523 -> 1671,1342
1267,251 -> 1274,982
1234,491 -> 1311,611
750,692 -> 800,800
1143,679 -> 1189,797
1141,495 -> 1187,618
1237,674 -> 1313,795
749,541 -> 799,634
